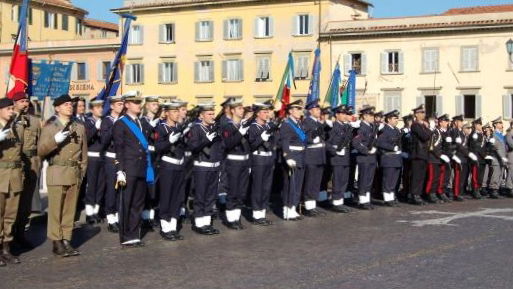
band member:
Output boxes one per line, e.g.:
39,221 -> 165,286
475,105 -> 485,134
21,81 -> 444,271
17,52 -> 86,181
222,99 -> 251,229
352,105 -> 377,209
376,110 -> 402,206
84,98 -> 105,224
302,99 -> 326,217
155,102 -> 186,241
280,100 -> 306,220
450,115 -> 471,201
409,104 -> 432,205
468,118 -> 487,199
488,117 -> 507,199
100,95 -> 124,233
249,102 -> 275,225
38,94 -> 87,257
113,91 -> 155,247
0,98 -> 23,265
187,102 -> 223,235
326,105 -> 352,213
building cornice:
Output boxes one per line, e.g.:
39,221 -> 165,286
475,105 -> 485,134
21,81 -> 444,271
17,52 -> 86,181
0,44 -> 120,55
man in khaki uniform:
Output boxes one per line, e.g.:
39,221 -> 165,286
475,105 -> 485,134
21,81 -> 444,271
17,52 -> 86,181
38,94 -> 87,257
0,98 -> 23,266
11,92 -> 41,248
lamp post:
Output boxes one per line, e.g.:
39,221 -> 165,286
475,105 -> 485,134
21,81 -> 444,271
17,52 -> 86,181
506,39 -> 513,64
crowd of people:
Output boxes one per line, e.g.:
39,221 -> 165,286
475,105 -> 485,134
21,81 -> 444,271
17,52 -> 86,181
0,90 -> 512,266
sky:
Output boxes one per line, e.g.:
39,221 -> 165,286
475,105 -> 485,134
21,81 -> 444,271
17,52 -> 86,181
73,0 -> 513,23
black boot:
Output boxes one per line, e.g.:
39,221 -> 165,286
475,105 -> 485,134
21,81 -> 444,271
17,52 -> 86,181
1,243 -> 20,264
52,241 -> 69,257
471,190 -> 483,199
62,240 -> 80,257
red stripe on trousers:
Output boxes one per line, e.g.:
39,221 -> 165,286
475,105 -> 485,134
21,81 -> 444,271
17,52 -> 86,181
425,163 -> 434,194
471,164 -> 479,190
437,164 -> 446,195
453,164 -> 461,197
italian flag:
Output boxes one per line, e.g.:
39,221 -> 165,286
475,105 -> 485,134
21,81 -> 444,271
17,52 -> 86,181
275,52 -> 295,118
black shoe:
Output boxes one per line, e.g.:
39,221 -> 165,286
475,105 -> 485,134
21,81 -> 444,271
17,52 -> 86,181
453,195 -> 465,202
192,225 -> 214,235
223,221 -> 243,230
303,209 -> 320,217
504,190 -> 513,198
52,241 -> 70,257
205,225 -> 220,234
438,194 -> 451,203
471,190 -> 483,199
252,218 -> 273,226
480,189 -> 489,198
384,201 -> 399,207
107,223 -> 120,233
331,205 -> 351,213
489,190 -> 500,199
359,203 -> 373,210
62,240 -> 80,256
425,194 -> 441,204
86,215 -> 97,225
1,243 -> 20,264
121,241 -> 145,248
409,195 -> 425,206
142,220 -> 155,231
160,230 -> 184,241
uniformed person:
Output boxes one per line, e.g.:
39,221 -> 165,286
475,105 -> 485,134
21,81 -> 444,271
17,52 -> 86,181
74,97 -> 86,123
84,98 -> 105,224
409,104 -> 432,205
280,100 -> 306,220
187,102 -> 223,235
100,94 -> 124,233
488,117 -> 507,199
504,120 -> 513,198
481,122 -> 494,196
0,98 -> 23,266
468,118 -> 487,199
376,110 -> 402,206
449,115 -> 471,201
38,94 -> 87,257
399,114 -> 414,200
352,105 -> 378,209
425,115 -> 449,203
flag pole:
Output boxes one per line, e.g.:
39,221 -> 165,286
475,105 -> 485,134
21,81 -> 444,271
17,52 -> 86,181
323,54 -> 341,105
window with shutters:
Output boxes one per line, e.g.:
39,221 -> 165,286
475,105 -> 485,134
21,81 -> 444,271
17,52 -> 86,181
223,59 -> 243,82
76,18 -> 83,35
294,54 -> 309,80
224,19 -> 242,40
159,62 -> 177,84
504,94 -> 513,119
44,11 -> 55,28
126,63 -> 144,85
387,51 -> 400,73
422,48 -> 439,73
196,21 -> 213,41
256,56 -> 271,82
463,94 -> 476,119
99,61 -> 110,81
424,95 -> 436,118
295,14 -> 311,36
53,13 -> 58,29
62,15 -> 69,31
11,5 -> 17,22
351,53 -> 362,75
195,60 -> 214,83
101,30 -> 107,38
76,63 -> 88,81
159,23 -> 175,43
383,92 -> 401,112
28,8 -> 32,25
255,16 -> 272,38
461,46 -> 479,72
129,25 -> 143,45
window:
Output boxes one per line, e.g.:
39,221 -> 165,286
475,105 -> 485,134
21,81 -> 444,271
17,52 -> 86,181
255,16 -> 273,38
294,14 -> 312,36
222,59 -> 243,82
76,63 -> 88,81
224,19 -> 242,40
196,21 -> 213,41
256,56 -> 271,81
503,94 -> 513,119
383,92 -> 401,113
44,11 -> 52,28
62,15 -> 69,31
422,48 -> 439,73
294,54 -> 309,80
344,53 -> 367,75
159,23 -> 175,43
194,60 -> 214,82
461,46 -> 478,72
159,62 -> 178,84
125,63 -> 144,85
53,13 -> 58,29
76,18 -> 83,35
101,30 -> 107,38
11,5 -> 18,22
381,51 -> 404,74
424,95 -> 436,118
463,95 -> 476,119
129,25 -> 143,45
98,61 -> 111,81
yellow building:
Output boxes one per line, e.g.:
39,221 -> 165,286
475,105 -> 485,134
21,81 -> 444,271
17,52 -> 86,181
112,0 -> 371,105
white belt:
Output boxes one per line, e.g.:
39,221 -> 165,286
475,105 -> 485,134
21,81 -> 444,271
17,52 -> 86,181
289,146 -> 304,151
105,152 -> 116,158
194,161 -> 221,168
307,143 -> 325,149
161,156 -> 184,165
184,151 -> 192,157
253,151 -> 273,157
87,151 -> 101,157
227,154 -> 250,161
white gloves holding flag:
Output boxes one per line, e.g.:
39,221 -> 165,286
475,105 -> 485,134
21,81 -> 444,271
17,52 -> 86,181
468,152 -> 478,162
261,131 -> 270,142
0,129 -> 11,142
54,130 -> 70,144
169,132 -> 181,144
440,154 -> 450,163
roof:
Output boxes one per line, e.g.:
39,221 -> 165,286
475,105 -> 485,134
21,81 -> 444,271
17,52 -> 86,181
83,19 -> 119,32
443,4 -> 513,15
33,0 -> 88,14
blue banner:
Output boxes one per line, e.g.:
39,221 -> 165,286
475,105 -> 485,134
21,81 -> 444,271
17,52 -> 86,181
29,60 -> 73,100
347,70 -> 356,108
306,48 -> 321,105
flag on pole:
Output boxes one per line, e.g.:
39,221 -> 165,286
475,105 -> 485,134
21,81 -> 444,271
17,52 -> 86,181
96,14 -> 137,113
275,52 -> 295,118
6,0 -> 30,99
306,48 -> 321,105
345,69 -> 357,108
323,62 -> 342,108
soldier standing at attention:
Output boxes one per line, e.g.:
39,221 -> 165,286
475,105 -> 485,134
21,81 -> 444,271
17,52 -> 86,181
488,118 -> 507,199
409,104 -> 432,205
38,94 -> 87,257
449,115 -> 471,201
468,118 -> 487,199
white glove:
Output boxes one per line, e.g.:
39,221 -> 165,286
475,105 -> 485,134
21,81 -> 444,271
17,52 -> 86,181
325,120 -> 333,128
468,152 -> 478,162
368,147 -> 377,154
148,145 -> 155,152
393,146 -> 399,152
313,136 -> 321,144
429,120 -> 436,130
502,157 -> 508,164
54,130 -> 70,144
261,131 -> 270,142
378,123 -> 385,131
401,152 -> 409,159
455,137 -> 462,144
169,132 -> 181,144
485,155 -> 494,161
445,137 -> 452,143
440,154 -> 450,163
239,125 -> 249,136
116,171 -> 126,187
489,138 -> 496,144
402,128 -> 410,134
95,119 -> 102,130
183,123 -> 193,135
286,159 -> 297,169
150,118 -> 160,128
206,131 -> 217,142
0,129 -> 11,142
452,155 -> 461,164
351,121 -> 361,128
472,133 -> 478,140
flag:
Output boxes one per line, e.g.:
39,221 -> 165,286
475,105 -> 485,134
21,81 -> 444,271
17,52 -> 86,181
345,69 -> 357,107
323,63 -> 342,108
306,48 -> 321,105
97,14 -> 137,113
275,52 -> 295,118
6,0 -> 30,99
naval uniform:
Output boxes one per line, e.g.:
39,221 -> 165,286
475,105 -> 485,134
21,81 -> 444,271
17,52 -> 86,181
100,115 -> 119,224
376,124 -> 403,202
140,116 -> 158,222
351,121 -> 378,204
326,121 -> 352,204
84,116 -> 105,218
302,116 -> 326,211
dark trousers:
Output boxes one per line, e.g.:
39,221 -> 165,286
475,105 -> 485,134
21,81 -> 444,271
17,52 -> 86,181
453,162 -> 469,197
158,167 -> 185,221
193,170 -> 219,217
226,164 -> 250,211
410,159 -> 427,196
357,161 -> 376,196
471,163 -> 485,190
282,166 -> 305,207
332,165 -> 350,200
251,164 -> 274,210
85,157 -> 105,206
425,162 -> 442,195
119,176 -> 146,243
382,167 -> 401,193
14,157 -> 40,238
104,160 -> 118,215
441,163 -> 452,195
304,164 -> 324,201
400,160 -> 412,197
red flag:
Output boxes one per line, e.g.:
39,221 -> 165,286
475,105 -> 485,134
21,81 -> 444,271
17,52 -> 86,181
6,0 -> 29,99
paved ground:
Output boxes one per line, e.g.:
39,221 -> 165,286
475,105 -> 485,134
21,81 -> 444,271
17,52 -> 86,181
2,197 -> 513,289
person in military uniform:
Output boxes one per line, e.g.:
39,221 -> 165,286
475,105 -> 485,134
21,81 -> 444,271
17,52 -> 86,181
504,119 -> 513,198
468,118 -> 487,199
326,105 -> 352,213
352,105 -> 378,209
481,122 -> 493,196
83,98 -> 105,224
488,117 -> 507,199
100,94 -> 124,233
399,114 -> 413,200
0,98 -> 23,266
38,94 -> 87,257
155,102 -> 186,241
449,115 -> 471,201
376,110 -> 403,206
187,102 -> 223,235
280,100 -> 306,220
424,114 -> 451,203
74,97 -> 86,123
409,104 -> 432,205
